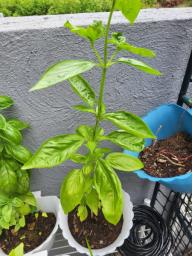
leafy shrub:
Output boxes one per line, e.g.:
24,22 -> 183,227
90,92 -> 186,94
0,96 -> 36,234
0,0 -> 112,17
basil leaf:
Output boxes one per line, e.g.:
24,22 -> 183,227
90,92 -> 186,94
2,204 -> 12,222
77,205 -> 88,222
68,75 -> 96,107
0,193 -> 9,206
73,105 -> 95,114
0,114 -> 6,130
60,169 -> 84,213
106,152 -> 144,171
0,96 -> 14,110
16,169 -> 30,195
8,119 -> 29,130
30,60 -> 96,91
22,134 -> 84,169
18,192 -> 36,207
0,159 -> 17,194
12,197 -> 23,207
104,111 -> 155,138
109,33 -> 156,58
0,123 -> 22,145
9,243 -> 24,256
76,125 -> 94,141
5,144 -> 32,164
115,0 -> 142,24
94,159 -> 123,225
118,58 -> 161,75
86,189 -> 99,216
106,130 -> 144,152
65,20 -> 105,43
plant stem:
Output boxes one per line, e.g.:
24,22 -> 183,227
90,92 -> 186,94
94,0 -> 116,136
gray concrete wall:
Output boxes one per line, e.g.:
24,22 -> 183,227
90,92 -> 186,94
0,8 -> 192,204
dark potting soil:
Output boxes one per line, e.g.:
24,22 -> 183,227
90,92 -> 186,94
0,211 -> 56,254
68,208 -> 123,249
140,132 -> 192,178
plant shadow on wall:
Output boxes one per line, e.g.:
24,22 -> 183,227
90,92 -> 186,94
22,0 -> 161,251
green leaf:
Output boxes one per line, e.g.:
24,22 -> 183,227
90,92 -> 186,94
8,119 -> 29,130
65,20 -> 105,43
82,163 -> 94,175
68,75 -> 96,107
30,60 -> 96,91
0,123 -> 22,145
115,0 -> 142,24
0,159 -> 17,194
118,58 -> 161,75
22,134 -> 84,169
104,111 -> 155,138
12,197 -> 23,207
106,130 -> 144,152
18,203 -> 32,216
106,152 -> 144,171
2,204 -> 12,222
94,159 -> 123,225
86,189 -> 99,216
5,144 -> 32,164
71,154 -> 86,164
16,169 -> 29,194
9,243 -> 24,256
0,96 -> 14,110
18,216 -> 25,227
0,218 -> 10,229
76,125 -> 94,141
0,193 -> 9,206
0,114 -> 7,130
60,169 -> 84,213
73,105 -> 95,114
109,32 -> 156,58
18,192 -> 36,207
77,205 -> 88,222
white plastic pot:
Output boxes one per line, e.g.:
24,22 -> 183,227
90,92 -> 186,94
0,192 -> 60,256
59,190 -> 134,256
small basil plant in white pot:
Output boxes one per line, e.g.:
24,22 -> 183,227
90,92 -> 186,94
22,0 -> 161,254
0,96 -> 59,255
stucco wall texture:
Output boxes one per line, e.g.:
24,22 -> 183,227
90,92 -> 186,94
0,8 -> 192,204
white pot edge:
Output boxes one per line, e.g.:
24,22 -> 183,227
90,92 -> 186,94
59,190 -> 134,256
0,192 -> 60,256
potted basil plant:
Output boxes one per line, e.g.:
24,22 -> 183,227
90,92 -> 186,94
0,96 -> 59,255
22,0 -> 161,254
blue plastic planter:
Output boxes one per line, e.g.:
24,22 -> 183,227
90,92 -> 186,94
124,104 -> 192,193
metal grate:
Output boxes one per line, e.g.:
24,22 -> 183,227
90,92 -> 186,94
151,184 -> 192,256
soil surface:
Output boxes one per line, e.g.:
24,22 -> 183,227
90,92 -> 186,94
140,132 -> 192,178
68,208 -> 123,249
0,211 -> 56,254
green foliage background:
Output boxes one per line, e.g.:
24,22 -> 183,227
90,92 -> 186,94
0,0 -> 112,17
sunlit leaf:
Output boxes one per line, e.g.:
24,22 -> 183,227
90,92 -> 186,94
60,169 -> 84,213
30,60 -> 96,91
94,159 -> 123,225
68,75 -> 96,107
22,134 -> 84,169
118,58 -> 161,75
104,111 -> 155,138
106,152 -> 144,171
115,0 -> 142,24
